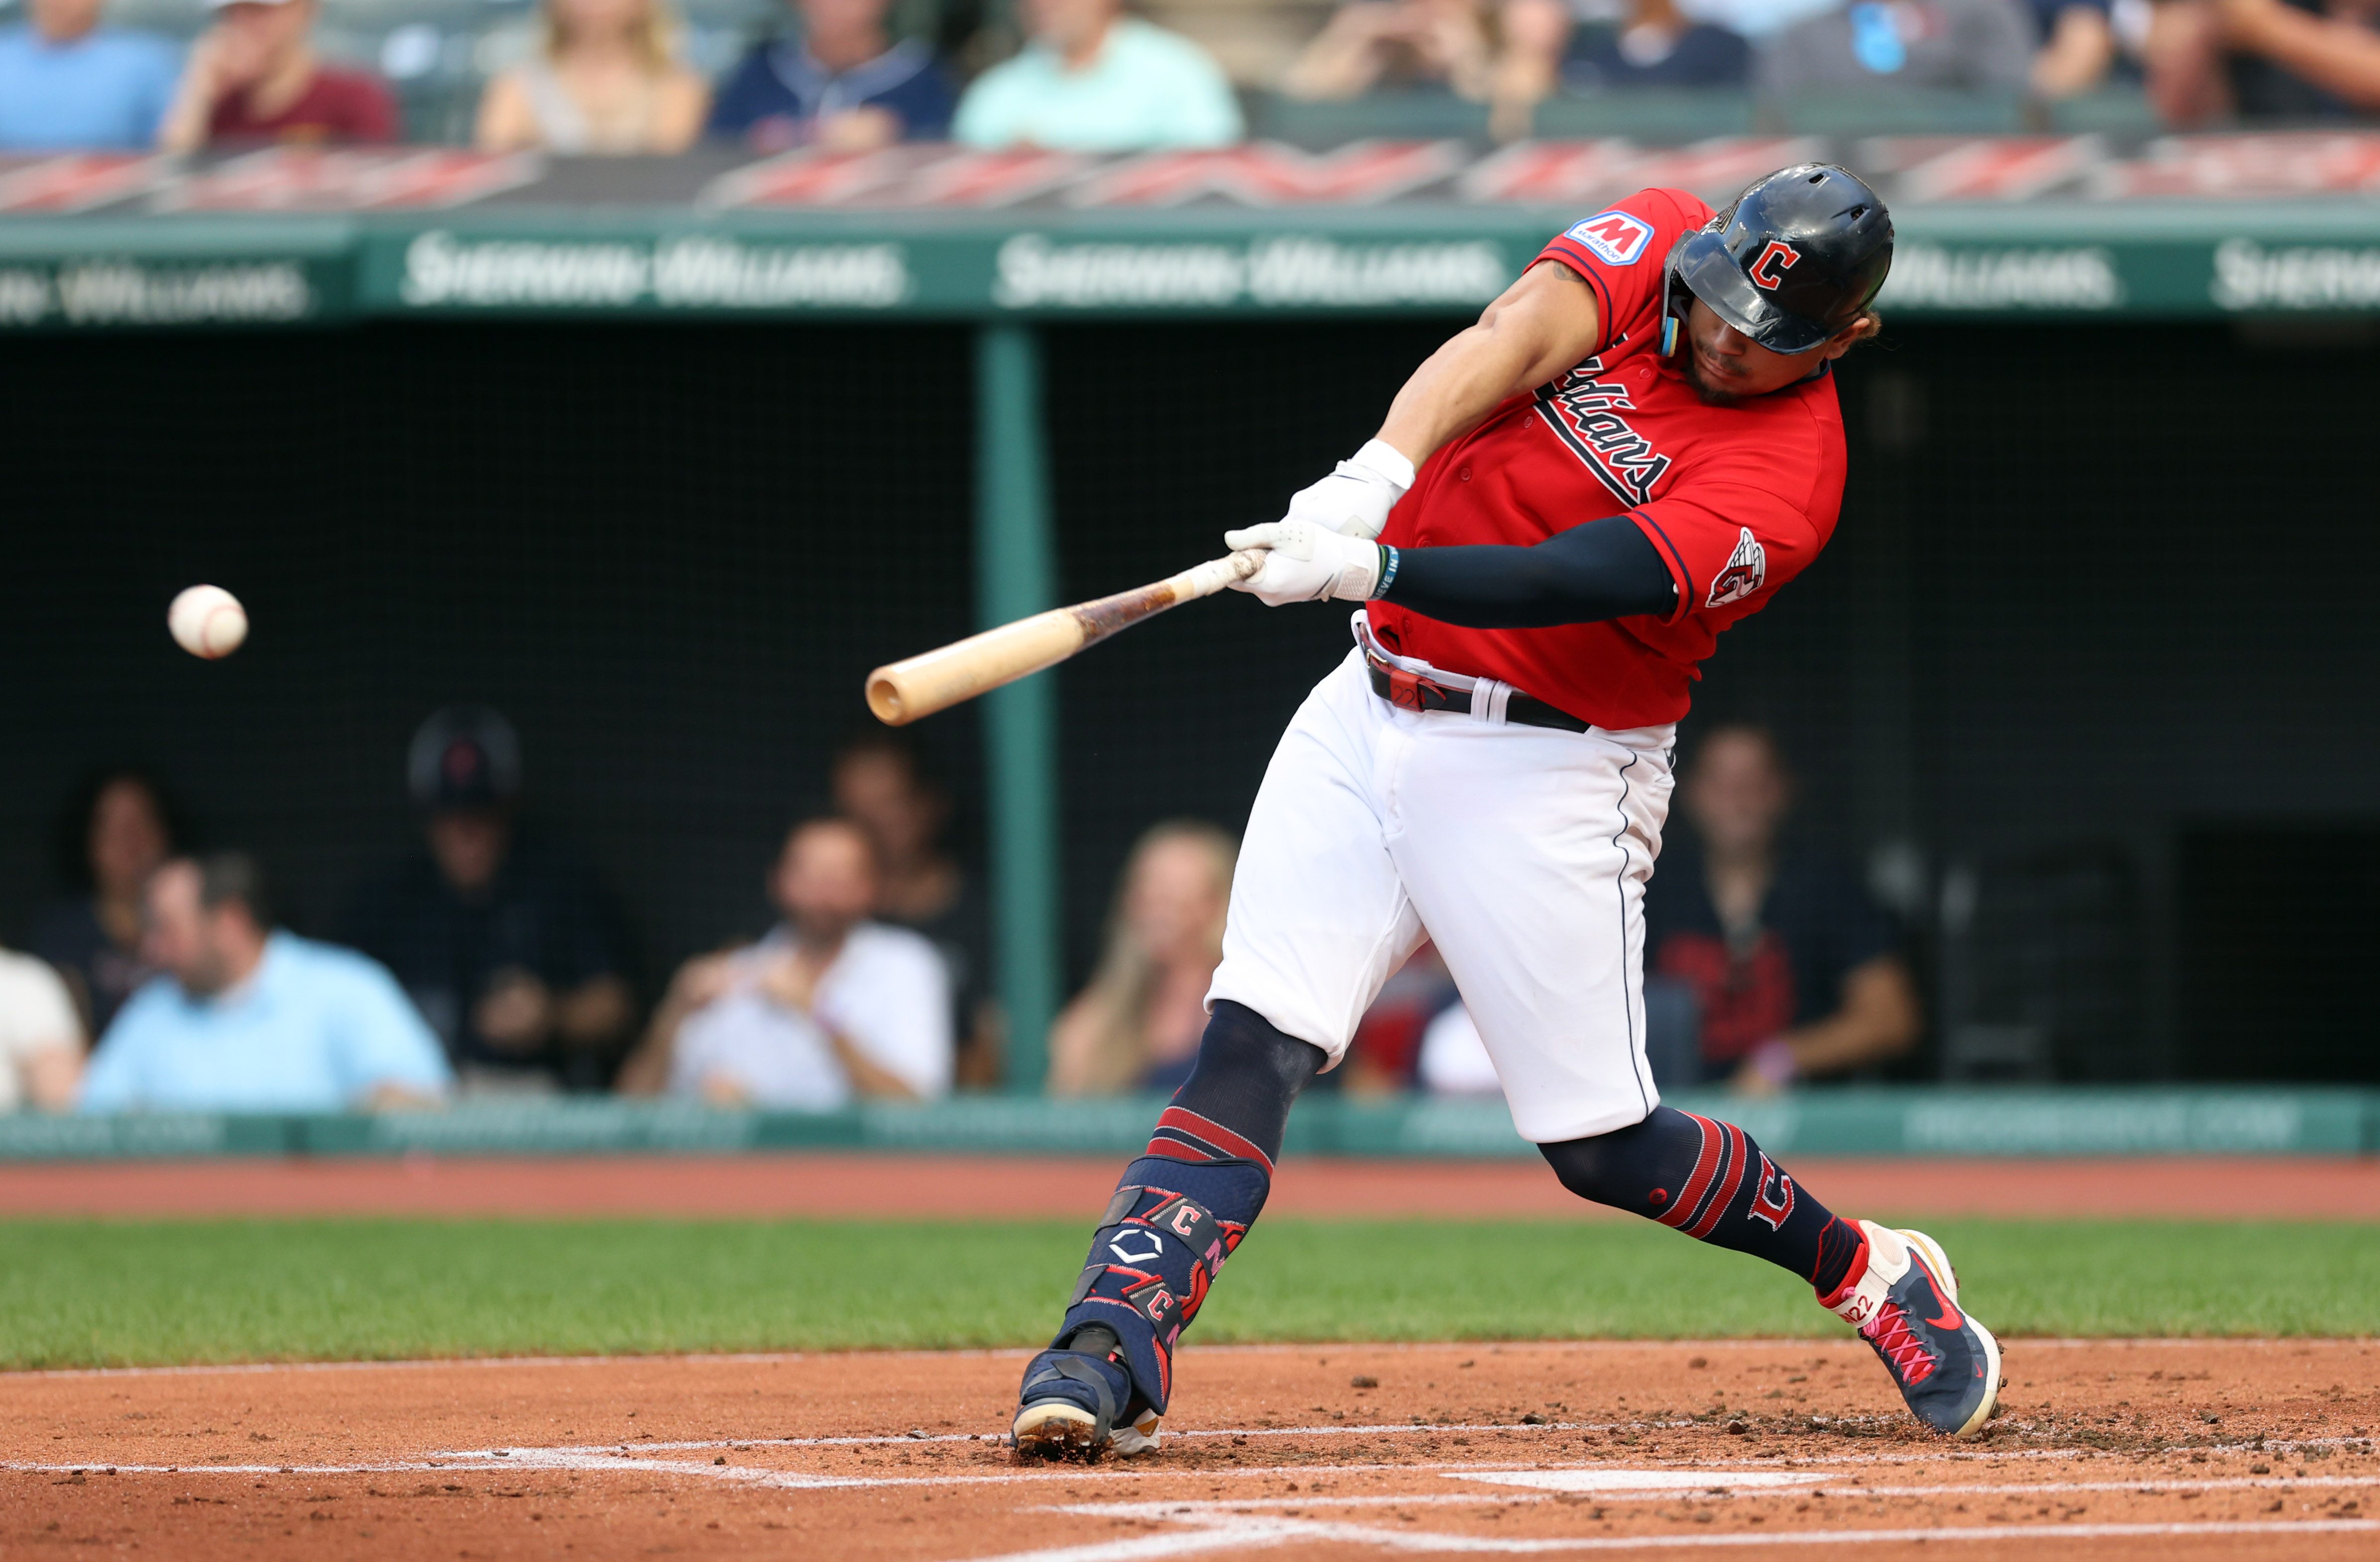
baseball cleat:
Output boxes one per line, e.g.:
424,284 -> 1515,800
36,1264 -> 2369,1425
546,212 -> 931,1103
1822,1220 -> 2001,1437
1010,1328 -> 1153,1461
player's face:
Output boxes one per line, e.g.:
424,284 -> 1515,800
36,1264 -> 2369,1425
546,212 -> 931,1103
1677,299 -> 1861,406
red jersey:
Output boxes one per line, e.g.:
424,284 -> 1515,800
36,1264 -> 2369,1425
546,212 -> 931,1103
1367,186 -> 1849,731
209,68 -> 397,145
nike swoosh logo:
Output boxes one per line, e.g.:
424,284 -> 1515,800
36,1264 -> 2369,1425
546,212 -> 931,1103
1922,1271 -> 1964,1332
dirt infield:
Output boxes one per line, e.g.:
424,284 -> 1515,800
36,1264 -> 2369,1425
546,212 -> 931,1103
4,1153 -> 2376,1220
7,1339 -> 2376,1559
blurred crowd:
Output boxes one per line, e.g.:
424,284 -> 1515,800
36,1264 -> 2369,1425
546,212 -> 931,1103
2,711 -> 1919,1115
0,0 -> 2372,158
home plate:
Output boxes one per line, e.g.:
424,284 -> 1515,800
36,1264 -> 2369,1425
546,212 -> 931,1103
1453,1468 -> 1826,1494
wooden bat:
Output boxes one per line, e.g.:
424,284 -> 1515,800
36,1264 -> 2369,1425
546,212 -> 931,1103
867,550 -> 1265,726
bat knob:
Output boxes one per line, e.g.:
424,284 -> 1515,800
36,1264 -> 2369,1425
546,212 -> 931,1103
866,672 -> 910,726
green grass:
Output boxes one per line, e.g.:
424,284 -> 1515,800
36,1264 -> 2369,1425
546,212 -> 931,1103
1,1218 -> 2372,1370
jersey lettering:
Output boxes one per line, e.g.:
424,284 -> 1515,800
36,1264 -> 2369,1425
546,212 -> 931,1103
1706,527 -> 1768,607
1533,357 -> 1672,508
1749,239 -> 1800,290
1565,209 -> 1653,266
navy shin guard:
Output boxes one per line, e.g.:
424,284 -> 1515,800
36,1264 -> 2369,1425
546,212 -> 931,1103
1053,1151 -> 1269,1415
1037,1003 -> 1323,1421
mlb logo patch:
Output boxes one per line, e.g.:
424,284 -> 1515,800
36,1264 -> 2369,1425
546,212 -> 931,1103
1565,209 -> 1653,266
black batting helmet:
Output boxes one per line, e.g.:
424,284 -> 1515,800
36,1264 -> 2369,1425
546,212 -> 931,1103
1666,164 -> 1893,356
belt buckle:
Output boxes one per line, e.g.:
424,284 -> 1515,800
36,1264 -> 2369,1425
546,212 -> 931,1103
1385,664 -> 1455,713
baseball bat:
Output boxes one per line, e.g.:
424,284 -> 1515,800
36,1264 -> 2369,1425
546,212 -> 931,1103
866,549 -> 1266,726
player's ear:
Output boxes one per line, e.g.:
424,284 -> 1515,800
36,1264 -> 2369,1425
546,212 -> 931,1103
1821,313 -> 1881,360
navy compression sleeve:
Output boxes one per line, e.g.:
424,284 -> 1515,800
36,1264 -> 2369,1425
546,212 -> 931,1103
1377,514 -> 1676,628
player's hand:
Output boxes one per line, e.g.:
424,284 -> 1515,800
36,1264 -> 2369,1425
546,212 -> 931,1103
1223,520 -> 1383,606
1279,438 -> 1416,542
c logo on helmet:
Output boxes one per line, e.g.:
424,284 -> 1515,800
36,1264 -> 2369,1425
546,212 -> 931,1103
1748,239 -> 1800,291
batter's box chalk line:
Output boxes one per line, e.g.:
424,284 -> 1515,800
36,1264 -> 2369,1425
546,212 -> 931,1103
957,1516 -> 2380,1561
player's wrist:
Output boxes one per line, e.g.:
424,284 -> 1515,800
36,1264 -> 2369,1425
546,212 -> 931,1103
1348,438 -> 1416,494
1369,544 -> 1400,600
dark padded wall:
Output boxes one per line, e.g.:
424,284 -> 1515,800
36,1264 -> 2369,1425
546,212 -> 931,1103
0,322 -> 981,988
2,319 -> 2373,1077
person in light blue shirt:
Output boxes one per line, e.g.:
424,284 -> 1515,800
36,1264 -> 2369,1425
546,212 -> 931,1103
80,854 -> 452,1114
0,0 -> 181,150
953,0 -> 1241,151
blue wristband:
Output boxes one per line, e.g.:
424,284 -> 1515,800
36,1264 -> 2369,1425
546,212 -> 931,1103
1373,545 -> 1400,599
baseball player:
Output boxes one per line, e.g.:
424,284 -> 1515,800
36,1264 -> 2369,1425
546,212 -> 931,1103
1011,165 -> 2000,1459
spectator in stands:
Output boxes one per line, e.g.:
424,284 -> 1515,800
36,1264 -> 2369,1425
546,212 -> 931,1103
341,708 -> 636,1094
1758,0 -> 2034,97
619,818 -> 950,1108
1488,0 -> 1749,139
80,854 -> 451,1113
1645,725 -> 1920,1094
157,0 -> 396,150
707,0 -> 954,150
0,945 -> 84,1113
830,732 -> 998,1088
1047,822 -> 1234,1097
1282,0 -> 1496,102
952,0 -> 1241,150
2144,0 -> 2380,123
476,0 -> 710,154
0,0 -> 181,150
28,768 -> 179,1040
2027,0 -> 2122,96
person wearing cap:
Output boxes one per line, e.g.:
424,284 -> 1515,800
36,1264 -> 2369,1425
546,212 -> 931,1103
156,0 -> 396,151
338,708 -> 636,1094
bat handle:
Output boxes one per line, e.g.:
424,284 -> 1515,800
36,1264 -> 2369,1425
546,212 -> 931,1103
1170,549 -> 1266,601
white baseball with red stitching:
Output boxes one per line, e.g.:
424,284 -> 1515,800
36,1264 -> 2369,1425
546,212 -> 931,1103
168,584 -> 249,659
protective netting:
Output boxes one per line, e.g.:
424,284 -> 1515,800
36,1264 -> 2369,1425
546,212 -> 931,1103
1,317 -> 2374,1078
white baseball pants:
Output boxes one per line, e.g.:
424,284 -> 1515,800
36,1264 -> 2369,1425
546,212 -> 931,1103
1207,633 -> 1676,1143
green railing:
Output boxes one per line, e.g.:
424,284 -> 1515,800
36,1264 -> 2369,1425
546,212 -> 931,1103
0,1087 -> 2370,1161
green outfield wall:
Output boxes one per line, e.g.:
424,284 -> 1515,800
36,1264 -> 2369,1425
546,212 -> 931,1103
0,1088 -> 2370,1161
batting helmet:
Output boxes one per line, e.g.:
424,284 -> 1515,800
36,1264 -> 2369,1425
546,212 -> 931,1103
1665,164 -> 1893,356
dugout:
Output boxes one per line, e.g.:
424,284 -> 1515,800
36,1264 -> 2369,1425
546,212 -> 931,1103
3,142 -> 2377,1091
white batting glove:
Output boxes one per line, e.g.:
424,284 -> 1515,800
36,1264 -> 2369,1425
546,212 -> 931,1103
1223,519 -> 1384,606
1279,438 -> 1416,541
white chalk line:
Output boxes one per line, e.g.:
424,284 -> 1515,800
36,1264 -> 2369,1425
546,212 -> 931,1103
971,1513 -> 2380,1562
13,1335 -> 2363,1380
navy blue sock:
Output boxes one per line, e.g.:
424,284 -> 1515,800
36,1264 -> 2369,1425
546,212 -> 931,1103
1047,1002 -> 1324,1416
1541,1106 -> 1866,1296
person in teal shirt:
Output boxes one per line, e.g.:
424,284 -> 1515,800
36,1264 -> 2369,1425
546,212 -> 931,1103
0,0 -> 180,150
953,0 -> 1241,150
79,855 -> 452,1114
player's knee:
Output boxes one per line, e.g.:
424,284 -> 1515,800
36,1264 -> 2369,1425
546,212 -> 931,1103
1194,1000 -> 1327,1098
1539,1107 -> 1699,1212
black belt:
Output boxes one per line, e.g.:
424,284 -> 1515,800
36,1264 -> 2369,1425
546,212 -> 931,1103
1363,649 -> 1593,734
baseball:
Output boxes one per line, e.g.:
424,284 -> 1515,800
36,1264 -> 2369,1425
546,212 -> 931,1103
168,584 -> 248,659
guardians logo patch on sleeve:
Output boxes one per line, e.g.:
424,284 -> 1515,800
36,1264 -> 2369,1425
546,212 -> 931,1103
1706,527 -> 1768,607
